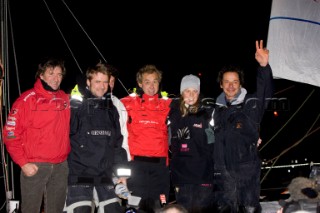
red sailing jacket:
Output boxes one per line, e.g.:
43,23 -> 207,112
121,93 -> 171,165
3,78 -> 71,167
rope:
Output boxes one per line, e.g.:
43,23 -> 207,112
59,0 -> 130,95
8,3 -> 21,96
1,0 -> 15,210
261,114 -> 320,184
60,0 -> 108,64
258,87 -> 318,184
259,89 -> 315,151
42,0 -> 83,74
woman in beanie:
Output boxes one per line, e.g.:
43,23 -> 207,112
168,74 -> 215,213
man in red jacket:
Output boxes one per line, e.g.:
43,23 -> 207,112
121,64 -> 172,213
3,58 -> 71,213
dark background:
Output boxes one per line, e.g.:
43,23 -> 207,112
1,0 -> 320,211
7,0 -> 274,96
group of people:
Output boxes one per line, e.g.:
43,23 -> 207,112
3,40 -> 274,213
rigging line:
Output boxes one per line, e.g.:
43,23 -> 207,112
261,156 -> 279,184
7,0 -> 21,200
42,0 -> 83,74
259,89 -> 315,151
1,0 -> 11,204
116,78 -> 130,96
60,0 -> 130,95
0,201 -> 5,212
267,118 -> 320,164
8,0 -> 21,95
262,162 -> 320,169
261,125 -> 320,184
274,85 -> 295,95
261,115 -> 320,184
60,0 -> 107,64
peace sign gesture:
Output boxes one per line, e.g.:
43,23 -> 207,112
255,40 -> 269,67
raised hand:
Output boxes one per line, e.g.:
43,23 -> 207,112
255,40 -> 269,67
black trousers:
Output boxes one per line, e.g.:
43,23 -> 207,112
213,162 -> 261,213
127,157 -> 170,212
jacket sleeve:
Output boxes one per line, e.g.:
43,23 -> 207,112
255,64 -> 274,122
69,98 -> 82,135
3,97 -> 29,167
112,96 -> 131,161
112,107 -> 128,170
168,101 -> 182,156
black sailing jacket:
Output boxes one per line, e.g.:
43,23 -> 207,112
213,64 -> 273,173
169,99 -> 215,185
68,90 -> 127,186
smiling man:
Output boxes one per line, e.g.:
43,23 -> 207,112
121,65 -> 172,213
3,57 -> 71,213
212,40 -> 274,213
65,62 -> 128,213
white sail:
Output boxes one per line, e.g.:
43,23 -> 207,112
267,0 -> 320,87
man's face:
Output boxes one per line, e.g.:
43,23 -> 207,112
220,71 -> 241,101
86,72 -> 109,98
109,75 -> 115,91
40,66 -> 63,90
138,72 -> 160,96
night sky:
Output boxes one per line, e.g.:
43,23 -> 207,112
4,0 -> 320,199
8,0 -> 273,95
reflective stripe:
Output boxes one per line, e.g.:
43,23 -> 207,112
63,200 -> 93,213
97,198 -> 120,213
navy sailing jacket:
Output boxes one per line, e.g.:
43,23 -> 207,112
213,64 -> 274,173
68,90 -> 127,186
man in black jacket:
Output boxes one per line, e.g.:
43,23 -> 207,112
64,62 -> 128,213
212,40 -> 274,213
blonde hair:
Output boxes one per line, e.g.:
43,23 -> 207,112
86,62 -> 110,81
179,96 -> 200,117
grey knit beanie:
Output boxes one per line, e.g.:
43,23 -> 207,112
180,74 -> 200,94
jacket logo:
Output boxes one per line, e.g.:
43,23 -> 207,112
23,92 -> 35,101
90,130 -> 111,136
6,131 -> 16,139
139,120 -> 158,125
236,122 -> 242,129
193,123 -> 203,128
8,116 -> 16,121
180,143 -> 190,152
6,126 -> 15,131
6,121 -> 16,126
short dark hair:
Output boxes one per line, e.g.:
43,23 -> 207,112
35,57 -> 66,79
217,65 -> 245,86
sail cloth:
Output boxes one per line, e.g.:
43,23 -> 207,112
267,0 -> 320,87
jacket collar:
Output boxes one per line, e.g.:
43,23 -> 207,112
216,88 -> 247,107
141,93 -> 159,103
34,78 -> 59,97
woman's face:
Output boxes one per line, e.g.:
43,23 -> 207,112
182,88 -> 199,106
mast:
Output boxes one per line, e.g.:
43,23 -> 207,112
1,0 -> 18,212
